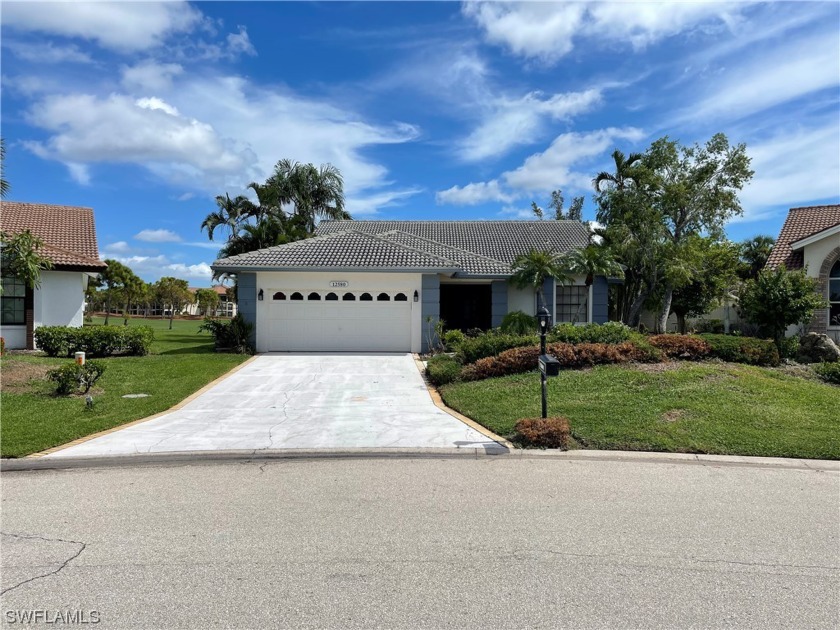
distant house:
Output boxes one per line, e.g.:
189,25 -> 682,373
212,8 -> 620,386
0,201 -> 107,349
185,285 -> 237,318
766,204 -> 840,343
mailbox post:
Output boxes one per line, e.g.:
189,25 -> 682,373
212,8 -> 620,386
537,306 -> 557,419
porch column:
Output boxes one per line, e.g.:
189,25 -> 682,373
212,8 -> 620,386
491,280 -> 507,328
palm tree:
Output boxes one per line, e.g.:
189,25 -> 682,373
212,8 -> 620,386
201,193 -> 250,241
593,149 -> 643,192
739,235 -> 775,280
561,244 -> 624,287
509,249 -> 573,310
268,159 -> 347,233
0,137 -> 9,199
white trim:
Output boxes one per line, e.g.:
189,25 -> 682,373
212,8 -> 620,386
790,224 -> 840,250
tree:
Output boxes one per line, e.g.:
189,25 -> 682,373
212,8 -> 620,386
547,189 -> 584,221
267,159 -> 347,233
593,150 -> 643,192
0,138 -> 9,199
509,249 -> 573,310
739,235 -> 775,280
739,266 -> 827,351
194,288 -> 220,316
0,230 -> 53,290
121,272 -> 145,325
201,193 -> 250,241
155,277 -> 193,329
97,259 -> 132,325
531,201 -> 544,220
560,244 -> 624,287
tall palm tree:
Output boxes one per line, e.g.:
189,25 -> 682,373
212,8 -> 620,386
509,249 -> 573,310
201,193 -> 250,241
0,137 -> 9,199
561,244 -> 625,287
268,159 -> 347,233
593,149 -> 643,192
739,235 -> 775,280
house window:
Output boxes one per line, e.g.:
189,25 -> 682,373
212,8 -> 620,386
1,276 -> 26,325
830,260 -> 840,327
555,285 -> 589,324
359,292 -> 373,301
376,292 -> 390,301
290,292 -> 304,301
342,292 -> 355,301
272,292 -> 286,300
394,293 -> 408,302
325,292 -> 338,301
307,292 -> 321,300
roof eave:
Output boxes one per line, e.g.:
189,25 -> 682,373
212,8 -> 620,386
210,265 -> 461,275
789,223 -> 840,250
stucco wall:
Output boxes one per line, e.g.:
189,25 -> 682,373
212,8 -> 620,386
33,270 -> 87,329
1,326 -> 26,349
801,233 -> 840,338
507,284 -> 535,315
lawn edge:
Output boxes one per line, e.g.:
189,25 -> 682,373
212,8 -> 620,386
25,354 -> 259,459
412,354 -> 515,450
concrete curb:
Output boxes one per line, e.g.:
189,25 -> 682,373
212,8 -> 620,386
2,448 -> 837,473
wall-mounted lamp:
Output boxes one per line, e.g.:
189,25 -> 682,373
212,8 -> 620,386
413,290 -> 419,302
258,289 -> 264,301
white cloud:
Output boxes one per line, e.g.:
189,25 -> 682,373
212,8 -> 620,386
458,89 -> 602,162
462,1 -> 744,64
65,162 -> 90,186
1,1 -> 204,52
103,241 -> 132,254
345,188 -> 424,216
121,60 -> 184,92
226,26 -> 256,57
436,180 -> 515,206
498,205 -> 536,220
4,40 -> 92,64
176,192 -> 196,202
110,255 -> 213,282
135,229 -> 183,243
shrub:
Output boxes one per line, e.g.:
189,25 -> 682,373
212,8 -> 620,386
514,417 -> 571,449
550,321 -> 635,345
813,362 -> 840,385
698,334 -> 780,367
456,331 -> 539,364
0,336 -> 5,356
500,311 -> 538,335
442,329 -> 467,352
648,334 -> 711,360
778,335 -> 800,360
47,361 -> 106,395
426,354 -> 462,386
693,319 -> 725,334
34,326 -> 153,357
199,314 -> 254,354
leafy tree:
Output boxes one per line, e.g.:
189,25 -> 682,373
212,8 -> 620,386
121,272 -> 145,325
0,138 -> 9,199
739,266 -> 827,351
738,235 -> 775,280
96,259 -> 132,325
194,288 -> 220,316
510,249 -> 573,310
0,230 -> 53,290
155,277 -> 193,330
561,244 -> 624,287
531,201 -> 544,220
547,189 -> 584,221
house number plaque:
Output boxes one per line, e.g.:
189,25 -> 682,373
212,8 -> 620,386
329,281 -> 349,288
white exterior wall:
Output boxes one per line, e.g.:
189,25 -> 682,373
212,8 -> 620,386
1,325 -> 26,349
507,284 -> 535,315
34,270 -> 87,329
253,271 -> 424,353
801,232 -> 840,343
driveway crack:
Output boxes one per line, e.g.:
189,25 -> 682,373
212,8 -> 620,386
1,532 -> 86,595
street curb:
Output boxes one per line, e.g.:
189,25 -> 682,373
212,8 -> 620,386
2,448 -> 837,473
26,355 -> 260,458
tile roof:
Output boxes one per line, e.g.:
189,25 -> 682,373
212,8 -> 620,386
376,230 -> 511,276
212,230 -> 460,271
766,205 -> 840,270
0,200 -> 107,269
317,220 -> 590,265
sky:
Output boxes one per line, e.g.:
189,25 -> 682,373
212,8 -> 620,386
2,1 -> 839,286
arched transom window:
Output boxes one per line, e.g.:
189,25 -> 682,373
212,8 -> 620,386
830,260 -> 840,327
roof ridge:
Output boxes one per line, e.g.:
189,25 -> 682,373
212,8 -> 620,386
215,229 -> 360,263
321,219 -> 584,224
358,230 -> 461,268
377,229 -> 509,267
788,204 -> 840,211
0,200 -> 95,212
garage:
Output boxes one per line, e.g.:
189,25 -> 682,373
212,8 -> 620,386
268,288 -> 413,352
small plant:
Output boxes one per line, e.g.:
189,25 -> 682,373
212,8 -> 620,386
424,316 -> 446,354
47,361 -> 106,395
199,314 -> 254,353
0,336 -> 5,356
813,362 -> 840,385
514,417 -> 571,449
442,329 -> 466,352
426,354 -> 462,386
500,311 -> 537,335
698,334 -> 780,367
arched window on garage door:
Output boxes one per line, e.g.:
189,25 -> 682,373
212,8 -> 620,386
325,292 -> 338,301
272,291 -> 286,300
376,292 -> 390,301
290,292 -> 303,300
359,292 -> 373,301
343,292 -> 356,301
394,293 -> 408,301
308,292 -> 321,300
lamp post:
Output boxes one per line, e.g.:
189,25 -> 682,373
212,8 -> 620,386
537,306 -> 551,419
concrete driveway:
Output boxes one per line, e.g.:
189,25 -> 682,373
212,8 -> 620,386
47,354 -> 501,457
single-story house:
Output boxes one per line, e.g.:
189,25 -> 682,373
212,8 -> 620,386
766,204 -> 840,343
185,285 -> 238,318
0,201 -> 107,349
211,220 -> 606,353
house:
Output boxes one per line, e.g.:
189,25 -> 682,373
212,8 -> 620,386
211,220 -> 604,352
185,285 -> 238,318
0,201 -> 107,349
765,204 -> 840,343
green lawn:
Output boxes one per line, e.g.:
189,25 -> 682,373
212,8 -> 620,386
440,363 -> 840,459
1,317 -> 248,458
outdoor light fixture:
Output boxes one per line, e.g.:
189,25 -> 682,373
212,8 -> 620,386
258,289 -> 264,301
413,290 -> 419,302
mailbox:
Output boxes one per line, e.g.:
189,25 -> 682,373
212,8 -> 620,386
539,354 -> 560,377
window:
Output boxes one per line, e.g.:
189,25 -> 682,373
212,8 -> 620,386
272,291 -> 286,300
290,292 -> 304,301
555,285 -> 589,324
307,292 -> 321,301
376,292 -> 390,301
1,277 -> 26,325
342,292 -> 356,301
830,261 -> 840,327
394,293 -> 408,302
359,292 -> 373,301
325,292 -> 338,301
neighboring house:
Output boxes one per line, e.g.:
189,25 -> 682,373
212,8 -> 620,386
765,204 -> 840,343
0,201 -> 107,349
185,285 -> 237,317
211,220 -> 603,352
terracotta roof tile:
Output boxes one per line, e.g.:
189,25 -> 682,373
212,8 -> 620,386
766,205 -> 840,270
0,201 -> 107,269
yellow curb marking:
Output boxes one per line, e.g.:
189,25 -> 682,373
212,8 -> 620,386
26,355 -> 260,458
412,354 -> 515,450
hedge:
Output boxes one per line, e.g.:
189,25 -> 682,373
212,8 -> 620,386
648,334 -> 711,360
550,321 -> 636,345
34,325 -> 154,358
698,334 -> 780,367
456,332 -> 539,364
426,354 -> 462,386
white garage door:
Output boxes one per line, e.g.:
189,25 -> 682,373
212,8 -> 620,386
268,289 -> 412,352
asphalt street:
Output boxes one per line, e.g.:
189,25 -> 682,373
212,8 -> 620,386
1,456 -> 838,629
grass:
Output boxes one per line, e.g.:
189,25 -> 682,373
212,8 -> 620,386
440,362 -> 840,459
0,317 -> 248,458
